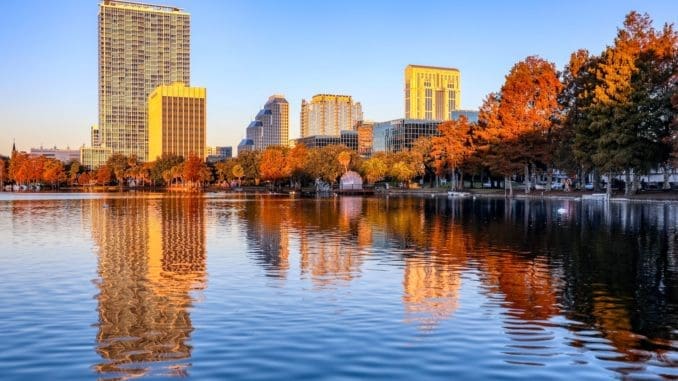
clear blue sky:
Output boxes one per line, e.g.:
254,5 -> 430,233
0,0 -> 676,156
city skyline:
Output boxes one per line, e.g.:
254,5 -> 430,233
1,0 -> 677,156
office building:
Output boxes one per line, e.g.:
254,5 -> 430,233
295,130 -> 358,151
300,94 -> 363,137
244,95 -> 289,150
81,147 -> 114,169
451,110 -> 479,123
237,139 -> 255,155
91,125 -> 100,147
372,119 -> 442,153
29,147 -> 80,163
206,146 -> 232,163
98,0 -> 191,161
356,121 -> 374,157
405,65 -> 460,120
148,83 -> 206,161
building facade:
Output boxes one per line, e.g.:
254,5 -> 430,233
372,119 -> 442,153
206,146 -> 232,163
91,125 -> 101,147
356,121 -> 374,157
81,147 -> 114,169
300,94 -> 363,137
450,110 -> 479,123
244,95 -> 289,150
99,0 -> 191,161
295,131 -> 358,151
148,83 -> 206,161
405,65 -> 460,120
237,139 -> 255,155
29,147 -> 80,163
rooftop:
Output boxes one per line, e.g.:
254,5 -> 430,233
406,64 -> 460,72
100,0 -> 187,14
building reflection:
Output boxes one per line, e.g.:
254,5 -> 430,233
90,195 -> 206,378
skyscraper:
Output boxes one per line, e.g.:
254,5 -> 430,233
245,95 -> 289,150
300,94 -> 363,137
404,65 -> 460,120
148,83 -> 206,161
98,0 -> 190,162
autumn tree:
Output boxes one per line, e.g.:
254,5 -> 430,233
304,145 -> 350,185
181,154 -> 210,187
360,156 -> 388,184
0,157 -> 7,187
431,116 -> 476,190
480,56 -> 561,195
410,136 -> 437,186
259,146 -> 290,187
95,165 -> 113,186
285,143 -> 309,188
77,172 -> 92,186
232,164 -> 245,186
338,151 -> 352,174
42,159 -> 66,188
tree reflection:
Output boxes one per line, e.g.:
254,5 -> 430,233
90,195 -> 206,379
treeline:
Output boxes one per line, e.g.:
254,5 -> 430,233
0,152 -> 212,189
444,11 -> 676,196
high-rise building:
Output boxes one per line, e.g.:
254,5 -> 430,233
300,94 -> 363,137
91,125 -> 100,147
356,121 -> 374,157
148,83 -> 206,161
98,0 -> 191,162
245,95 -> 289,150
405,65 -> 460,120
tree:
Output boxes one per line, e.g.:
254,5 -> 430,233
95,165 -> 113,186
411,136 -> 436,186
67,160 -> 81,186
259,146 -> 290,187
285,143 -> 309,188
232,164 -> 245,186
106,153 -> 130,187
181,154 -> 210,187
338,151 -> 352,174
431,116 -> 476,190
42,159 -> 66,188
77,172 -> 92,186
479,57 -> 562,195
360,156 -> 388,184
0,158 -> 6,188
237,150 -> 261,184
215,159 -> 237,183
150,153 -> 184,186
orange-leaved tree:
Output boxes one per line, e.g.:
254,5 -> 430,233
431,115 -> 475,190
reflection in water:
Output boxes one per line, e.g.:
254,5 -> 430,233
238,196 -> 677,376
91,196 -> 206,379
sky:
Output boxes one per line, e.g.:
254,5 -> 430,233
0,0 -> 676,157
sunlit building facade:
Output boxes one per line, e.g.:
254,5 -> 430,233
98,0 -> 191,161
244,95 -> 289,150
80,147 -> 113,169
300,94 -> 363,137
148,83 -> 206,161
372,119 -> 441,153
405,65 -> 460,120
356,121 -> 374,157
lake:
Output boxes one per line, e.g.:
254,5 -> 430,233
0,193 -> 676,380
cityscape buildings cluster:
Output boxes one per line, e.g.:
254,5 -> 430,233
15,0 -> 478,168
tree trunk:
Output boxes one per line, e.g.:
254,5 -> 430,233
459,170 -> 464,190
632,172 -> 641,194
593,168 -> 601,192
606,172 -> 612,198
505,175 -> 513,198
624,169 -> 631,196
524,165 -> 530,194
663,164 -> 672,190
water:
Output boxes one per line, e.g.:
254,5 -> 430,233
0,193 -> 676,380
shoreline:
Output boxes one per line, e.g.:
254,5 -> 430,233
2,187 -> 678,203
